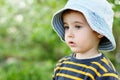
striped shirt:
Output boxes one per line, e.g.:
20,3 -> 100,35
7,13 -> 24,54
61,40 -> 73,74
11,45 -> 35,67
52,53 -> 119,80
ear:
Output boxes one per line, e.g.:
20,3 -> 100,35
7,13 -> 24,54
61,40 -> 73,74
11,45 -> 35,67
98,34 -> 104,38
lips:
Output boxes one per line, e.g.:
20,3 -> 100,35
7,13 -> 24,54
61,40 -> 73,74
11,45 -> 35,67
68,41 -> 75,47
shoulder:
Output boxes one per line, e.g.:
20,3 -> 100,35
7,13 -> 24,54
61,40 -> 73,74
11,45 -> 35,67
92,54 -> 119,80
52,55 -> 71,79
100,56 -> 119,80
91,54 -> 116,72
56,55 -> 71,67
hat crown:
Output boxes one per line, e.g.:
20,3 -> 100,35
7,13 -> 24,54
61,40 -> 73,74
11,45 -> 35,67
65,0 -> 114,29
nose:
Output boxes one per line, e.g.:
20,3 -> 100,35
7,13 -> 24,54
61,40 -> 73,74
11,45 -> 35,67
66,29 -> 74,38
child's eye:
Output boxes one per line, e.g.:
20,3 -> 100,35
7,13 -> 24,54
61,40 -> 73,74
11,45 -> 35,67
64,26 -> 69,30
75,26 -> 82,29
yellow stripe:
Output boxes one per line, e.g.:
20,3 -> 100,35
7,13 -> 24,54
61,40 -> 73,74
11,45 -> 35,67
101,57 -> 116,71
56,57 -> 70,67
57,73 -> 82,80
58,57 -> 70,62
92,62 -> 107,72
56,63 -> 62,67
56,67 -> 95,80
101,58 -> 109,66
63,61 -> 101,77
102,73 -> 119,79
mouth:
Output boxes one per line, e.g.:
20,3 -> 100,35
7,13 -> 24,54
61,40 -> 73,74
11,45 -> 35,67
68,41 -> 75,47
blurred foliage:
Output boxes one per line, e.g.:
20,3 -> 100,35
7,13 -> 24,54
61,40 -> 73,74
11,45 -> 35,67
0,0 -> 120,80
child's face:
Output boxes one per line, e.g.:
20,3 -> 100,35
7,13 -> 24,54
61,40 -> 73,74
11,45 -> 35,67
63,10 -> 100,54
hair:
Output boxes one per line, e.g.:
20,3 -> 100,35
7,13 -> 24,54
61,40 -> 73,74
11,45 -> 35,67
61,9 -> 85,24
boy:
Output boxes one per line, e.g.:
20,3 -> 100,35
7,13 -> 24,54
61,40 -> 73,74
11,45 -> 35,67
51,0 -> 119,80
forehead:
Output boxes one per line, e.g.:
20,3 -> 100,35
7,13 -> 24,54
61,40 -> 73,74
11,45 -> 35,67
62,9 -> 88,24
62,9 -> 83,16
62,9 -> 86,21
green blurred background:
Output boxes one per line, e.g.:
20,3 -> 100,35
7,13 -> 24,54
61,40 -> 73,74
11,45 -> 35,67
0,0 -> 120,80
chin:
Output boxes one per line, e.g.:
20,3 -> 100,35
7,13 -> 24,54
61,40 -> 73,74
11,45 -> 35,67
71,48 -> 85,53
71,49 -> 81,53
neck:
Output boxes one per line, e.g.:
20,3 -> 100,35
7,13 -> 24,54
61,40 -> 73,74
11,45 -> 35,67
75,49 -> 100,59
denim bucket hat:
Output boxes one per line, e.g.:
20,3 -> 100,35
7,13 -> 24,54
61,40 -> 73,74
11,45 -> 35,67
51,0 -> 116,51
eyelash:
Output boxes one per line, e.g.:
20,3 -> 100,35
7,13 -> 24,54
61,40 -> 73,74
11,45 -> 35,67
64,26 -> 69,30
75,26 -> 81,29
64,25 -> 82,30
64,26 -> 81,29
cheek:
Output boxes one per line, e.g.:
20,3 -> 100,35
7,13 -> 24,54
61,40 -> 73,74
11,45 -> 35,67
64,34 -> 67,41
64,32 -> 70,40
76,31 -> 90,40
75,31 -> 94,45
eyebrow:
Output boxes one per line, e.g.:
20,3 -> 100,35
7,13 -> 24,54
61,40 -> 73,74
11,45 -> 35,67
63,21 -> 84,25
74,21 -> 84,24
